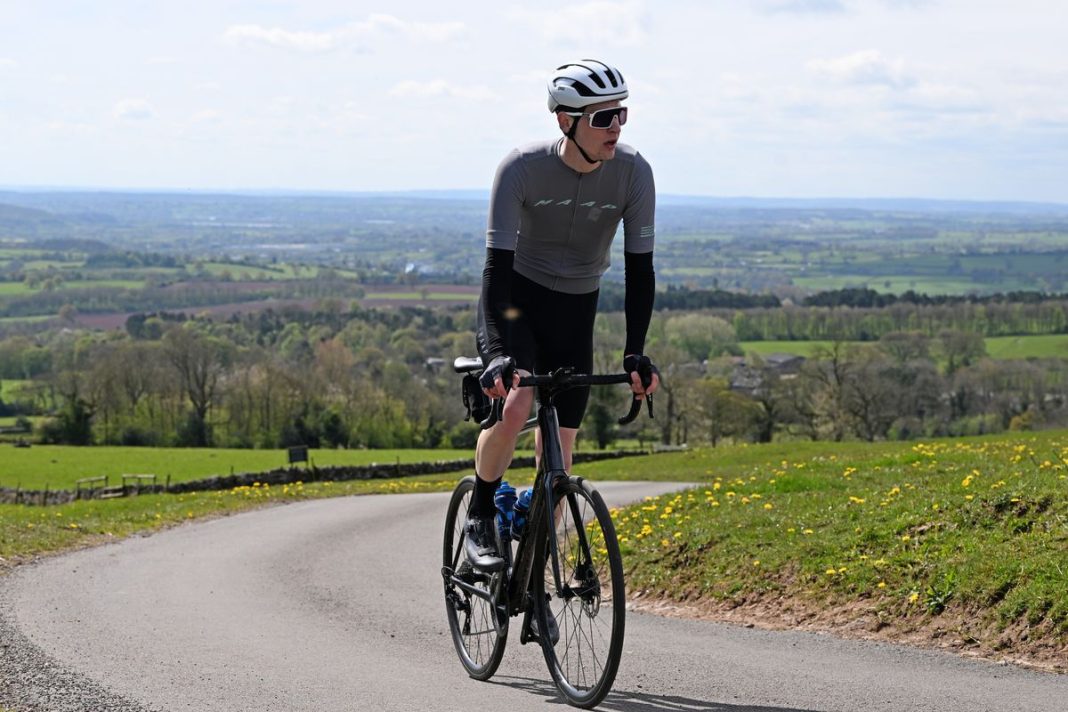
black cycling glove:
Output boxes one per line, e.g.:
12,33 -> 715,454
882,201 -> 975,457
623,354 -> 659,390
479,355 -> 515,393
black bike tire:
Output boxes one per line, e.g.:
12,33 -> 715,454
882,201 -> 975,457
534,476 -> 626,708
442,476 -> 508,680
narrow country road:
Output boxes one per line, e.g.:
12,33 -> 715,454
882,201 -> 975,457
2,482 -> 1065,712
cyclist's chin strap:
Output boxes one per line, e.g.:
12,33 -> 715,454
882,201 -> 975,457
565,117 -> 601,166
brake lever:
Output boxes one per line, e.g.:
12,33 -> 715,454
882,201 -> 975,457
479,397 -> 505,430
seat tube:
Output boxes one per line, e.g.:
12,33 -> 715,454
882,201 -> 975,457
537,404 -> 566,474
538,403 -> 567,594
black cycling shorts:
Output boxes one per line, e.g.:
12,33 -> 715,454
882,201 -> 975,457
477,272 -> 598,429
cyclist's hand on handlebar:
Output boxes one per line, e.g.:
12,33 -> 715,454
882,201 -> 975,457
624,354 -> 660,396
479,355 -> 518,399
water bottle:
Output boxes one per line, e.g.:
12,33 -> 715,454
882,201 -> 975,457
511,488 -> 532,540
494,480 -> 517,543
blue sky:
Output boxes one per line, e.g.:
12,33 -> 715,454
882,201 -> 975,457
0,1 -> 1065,202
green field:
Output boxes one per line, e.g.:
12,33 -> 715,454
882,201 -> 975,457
741,340 -> 834,358
0,282 -> 35,296
985,334 -> 1068,359
792,276 -> 1001,295
0,379 -> 32,400
0,446 -> 473,490
364,291 -> 478,302
741,334 -> 1068,361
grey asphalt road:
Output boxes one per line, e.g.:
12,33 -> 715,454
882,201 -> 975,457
3,481 -> 1066,712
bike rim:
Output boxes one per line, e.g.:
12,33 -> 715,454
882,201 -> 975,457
541,482 -> 624,704
445,483 -> 507,676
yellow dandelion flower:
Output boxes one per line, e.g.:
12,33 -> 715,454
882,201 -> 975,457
878,582 -> 887,589
908,591 -> 919,603
764,503 -> 774,510
825,568 -> 837,576
901,535 -> 911,542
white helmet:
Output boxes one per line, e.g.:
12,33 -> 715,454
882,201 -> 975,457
547,59 -> 628,112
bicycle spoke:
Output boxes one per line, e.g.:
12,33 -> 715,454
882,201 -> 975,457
537,478 -> 625,706
443,478 -> 507,680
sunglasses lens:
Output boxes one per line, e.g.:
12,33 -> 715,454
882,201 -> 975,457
590,107 -> 626,128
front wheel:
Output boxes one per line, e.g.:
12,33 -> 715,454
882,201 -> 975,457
534,476 -> 626,708
443,476 -> 508,680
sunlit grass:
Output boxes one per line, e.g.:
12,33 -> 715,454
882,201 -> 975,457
590,430 -> 1068,646
0,472 -> 498,564
0,446 -> 473,490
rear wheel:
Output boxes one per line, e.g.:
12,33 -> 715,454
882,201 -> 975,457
443,476 -> 508,680
534,476 -> 625,708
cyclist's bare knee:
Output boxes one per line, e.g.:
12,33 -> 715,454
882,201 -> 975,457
497,386 -> 533,435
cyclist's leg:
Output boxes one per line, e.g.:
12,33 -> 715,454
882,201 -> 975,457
525,279 -> 596,472
474,286 -> 536,486
475,383 -> 534,481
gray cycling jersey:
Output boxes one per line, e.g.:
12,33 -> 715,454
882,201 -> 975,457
486,137 -> 655,295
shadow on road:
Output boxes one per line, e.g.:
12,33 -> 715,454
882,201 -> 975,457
488,676 -> 827,712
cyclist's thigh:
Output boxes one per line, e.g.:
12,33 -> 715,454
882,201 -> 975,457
514,278 -> 598,429
476,293 -> 536,373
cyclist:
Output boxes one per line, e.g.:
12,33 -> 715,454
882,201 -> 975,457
465,59 -> 660,570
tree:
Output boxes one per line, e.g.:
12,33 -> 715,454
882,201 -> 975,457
690,378 -> 760,446
938,329 -> 986,375
878,331 -> 930,363
663,313 -> 741,361
163,326 -> 231,446
841,351 -> 901,441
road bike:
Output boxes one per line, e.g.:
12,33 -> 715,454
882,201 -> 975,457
442,358 -> 652,708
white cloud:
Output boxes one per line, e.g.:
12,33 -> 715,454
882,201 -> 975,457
191,110 -> 222,124
224,14 -> 465,53
47,120 -> 94,135
389,79 -> 496,101
225,25 -> 337,52
758,0 -> 845,13
113,99 -> 155,121
807,50 -> 914,89
508,1 -> 648,47
0,57 -> 16,69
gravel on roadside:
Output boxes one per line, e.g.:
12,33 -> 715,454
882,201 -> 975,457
0,583 -> 158,712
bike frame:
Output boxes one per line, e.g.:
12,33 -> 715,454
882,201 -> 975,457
506,395 -> 566,617
444,393 -> 566,622
446,367 -> 646,632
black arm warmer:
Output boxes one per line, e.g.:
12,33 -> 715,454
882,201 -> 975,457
624,250 -> 655,355
480,247 -> 515,361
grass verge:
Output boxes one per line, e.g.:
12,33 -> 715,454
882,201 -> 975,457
579,430 -> 1068,670
0,473 -> 491,568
